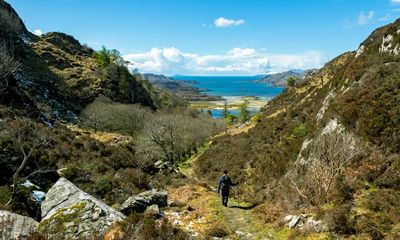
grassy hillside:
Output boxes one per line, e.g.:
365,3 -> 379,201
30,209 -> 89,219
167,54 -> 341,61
0,1 -> 157,120
195,19 -> 400,239
0,1 -> 225,231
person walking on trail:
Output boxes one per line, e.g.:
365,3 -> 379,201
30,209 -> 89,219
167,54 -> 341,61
218,170 -> 238,207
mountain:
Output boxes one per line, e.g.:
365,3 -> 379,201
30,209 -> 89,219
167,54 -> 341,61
142,73 -> 223,101
256,70 -> 306,87
1,0 -> 399,239
0,1 -> 155,121
195,18 -> 400,238
0,3 -> 224,238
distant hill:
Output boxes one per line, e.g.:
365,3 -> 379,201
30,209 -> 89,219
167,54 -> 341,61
142,73 -> 223,101
256,70 -> 305,87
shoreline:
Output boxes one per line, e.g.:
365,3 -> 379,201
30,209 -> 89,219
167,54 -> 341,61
190,96 -> 270,111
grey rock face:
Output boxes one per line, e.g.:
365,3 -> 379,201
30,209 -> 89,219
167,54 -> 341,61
39,177 -> 125,238
0,210 -> 38,240
119,190 -> 168,215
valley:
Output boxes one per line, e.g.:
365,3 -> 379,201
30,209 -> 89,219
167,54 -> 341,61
0,1 -> 400,240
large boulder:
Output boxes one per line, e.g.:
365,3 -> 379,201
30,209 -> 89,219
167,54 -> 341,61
118,190 -> 168,215
39,177 -> 125,238
0,210 -> 38,239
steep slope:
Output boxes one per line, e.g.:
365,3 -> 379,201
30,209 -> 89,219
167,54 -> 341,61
0,0 -> 180,223
195,19 -> 400,238
0,1 -> 154,120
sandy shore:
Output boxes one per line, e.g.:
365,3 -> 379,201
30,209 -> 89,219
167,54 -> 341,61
190,96 -> 270,110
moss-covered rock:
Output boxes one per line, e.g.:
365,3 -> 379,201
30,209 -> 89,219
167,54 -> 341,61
39,177 -> 125,238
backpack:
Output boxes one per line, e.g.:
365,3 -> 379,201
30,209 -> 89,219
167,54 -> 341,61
219,175 -> 230,192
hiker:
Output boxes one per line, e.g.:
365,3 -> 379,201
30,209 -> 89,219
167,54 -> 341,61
217,170 -> 238,207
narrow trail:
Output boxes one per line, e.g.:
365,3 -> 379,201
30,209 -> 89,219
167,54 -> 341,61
165,142 -> 291,239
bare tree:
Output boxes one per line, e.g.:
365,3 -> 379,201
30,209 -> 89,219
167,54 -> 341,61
145,114 -> 185,163
143,112 -> 225,164
81,96 -> 151,135
81,99 -> 107,133
0,45 -> 21,93
1,118 -> 51,206
287,130 -> 364,205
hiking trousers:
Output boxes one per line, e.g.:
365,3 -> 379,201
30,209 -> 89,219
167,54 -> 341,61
221,193 -> 229,206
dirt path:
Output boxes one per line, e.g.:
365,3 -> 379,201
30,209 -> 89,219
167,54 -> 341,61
165,143 -> 291,239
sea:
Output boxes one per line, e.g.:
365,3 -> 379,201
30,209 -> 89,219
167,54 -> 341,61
172,76 -> 284,118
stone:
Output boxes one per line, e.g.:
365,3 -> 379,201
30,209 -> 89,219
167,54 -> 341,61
145,204 -> 160,217
283,215 -> 293,222
154,160 -> 172,170
39,177 -> 125,238
306,218 -> 326,233
0,210 -> 38,239
19,180 -> 45,219
288,215 -> 301,228
118,189 -> 168,215
154,160 -> 164,167
31,190 -> 46,203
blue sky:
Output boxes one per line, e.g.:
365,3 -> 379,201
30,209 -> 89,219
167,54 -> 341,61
7,0 -> 400,75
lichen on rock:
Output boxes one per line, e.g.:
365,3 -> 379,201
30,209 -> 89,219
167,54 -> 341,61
0,210 -> 38,240
39,177 -> 125,238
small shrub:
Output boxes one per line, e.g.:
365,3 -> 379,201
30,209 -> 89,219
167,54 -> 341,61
254,202 -> 283,224
287,76 -> 297,87
324,203 -> 354,234
118,214 -> 188,240
291,124 -> 308,138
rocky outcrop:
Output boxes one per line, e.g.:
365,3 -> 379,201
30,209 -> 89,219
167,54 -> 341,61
0,210 -> 38,239
0,1 -> 32,38
283,214 -> 326,232
1,2 -> 156,120
119,190 -> 168,215
39,177 -> 125,238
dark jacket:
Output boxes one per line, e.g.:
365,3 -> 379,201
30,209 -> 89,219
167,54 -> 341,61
218,175 -> 237,196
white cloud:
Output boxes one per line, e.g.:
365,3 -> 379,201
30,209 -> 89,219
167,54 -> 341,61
124,47 -> 324,76
357,11 -> 374,25
214,17 -> 245,27
32,29 -> 43,36
391,0 -> 400,3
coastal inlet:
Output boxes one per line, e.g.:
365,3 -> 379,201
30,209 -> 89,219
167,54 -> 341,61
172,76 -> 284,118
